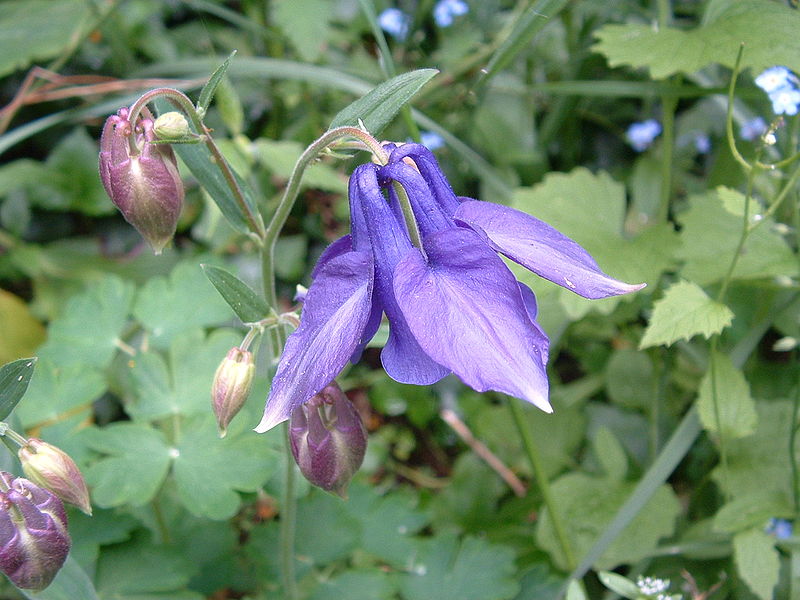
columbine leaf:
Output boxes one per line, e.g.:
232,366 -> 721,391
697,350 -> 758,439
733,528 -> 780,600
197,50 -> 237,115
639,280 -> 734,349
593,0 -> 800,79
308,570 -> 398,600
598,572 -> 640,600
329,69 -> 438,134
201,264 -> 270,323
0,357 -> 36,421
133,260 -> 232,349
713,491 -> 793,534
82,423 -> 172,508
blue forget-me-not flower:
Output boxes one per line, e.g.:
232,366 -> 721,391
256,144 -> 644,431
740,116 -> 768,141
420,131 -> 445,150
434,0 -> 469,27
626,119 -> 661,152
378,8 -> 411,40
756,66 -> 800,116
766,518 -> 793,539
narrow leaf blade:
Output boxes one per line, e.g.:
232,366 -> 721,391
0,357 -> 37,420
597,572 -> 640,600
329,69 -> 438,134
201,264 -> 271,323
197,50 -> 237,114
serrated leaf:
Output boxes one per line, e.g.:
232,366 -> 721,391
0,357 -> 37,421
37,276 -> 135,369
329,69 -> 438,134
173,415 -> 280,519
16,358 -> 104,428
536,471 -> 680,570
677,188 -> 798,286
197,50 -> 237,114
126,328 -> 240,421
397,533 -> 519,600
201,264 -> 270,323
512,168 -> 677,320
82,423 -> 172,507
273,0 -> 333,62
733,528 -> 780,600
133,261 -> 232,349
639,280 -> 733,349
593,0 -> 800,79
0,0 -> 91,78
697,350 -> 758,439
597,572 -> 640,600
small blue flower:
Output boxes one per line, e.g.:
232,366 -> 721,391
693,133 -> 711,154
770,88 -> 800,116
378,7 -> 411,40
740,117 -> 768,141
766,518 -> 793,540
755,66 -> 796,94
433,0 -> 469,27
420,131 -> 445,151
626,119 -> 661,152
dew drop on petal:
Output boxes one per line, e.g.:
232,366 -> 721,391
564,277 -> 576,289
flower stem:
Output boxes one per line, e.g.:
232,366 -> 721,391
507,397 -> 577,570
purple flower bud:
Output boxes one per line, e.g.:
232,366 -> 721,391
289,382 -> 367,498
18,439 -> 92,516
98,107 -> 184,254
212,347 -> 256,437
0,472 -> 70,591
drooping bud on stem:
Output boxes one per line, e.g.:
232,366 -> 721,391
18,439 -> 92,516
289,382 -> 367,498
153,111 -> 190,140
98,105 -> 184,254
0,472 -> 70,591
211,348 -> 255,437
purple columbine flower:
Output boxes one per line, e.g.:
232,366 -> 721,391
255,144 -> 645,432
433,0 -> 469,27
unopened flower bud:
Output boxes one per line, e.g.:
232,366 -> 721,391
153,111 -> 190,140
98,106 -> 184,254
289,382 -> 367,498
18,439 -> 92,516
0,472 -> 70,591
212,348 -> 255,437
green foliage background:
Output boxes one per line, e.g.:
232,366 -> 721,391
1,0 -> 800,598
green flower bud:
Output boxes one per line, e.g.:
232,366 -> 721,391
212,348 -> 255,437
153,111 -> 190,140
289,382 -> 367,498
18,439 -> 92,516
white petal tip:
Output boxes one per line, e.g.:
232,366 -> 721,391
254,413 -> 286,433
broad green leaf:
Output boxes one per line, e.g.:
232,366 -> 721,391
0,357 -> 37,421
512,168 -> 676,320
82,423 -> 172,507
593,0 -> 800,79
604,349 -> 654,410
295,492 -> 361,565
213,77 -> 245,135
0,290 -> 45,365
133,260 -> 232,349
126,328 -> 241,421
308,569 -> 397,600
201,264 -> 270,323
95,530 -> 199,598
677,188 -> 798,286
536,471 -> 680,570
329,69 -> 439,134
733,528 -> 780,600
173,415 -> 280,519
593,428 -> 628,484
19,555 -> 99,600
713,491 -> 793,534
697,350 -> 758,439
0,0 -> 91,78
397,533 -> 519,600
16,358 -> 104,428
197,50 -> 237,114
597,571 -> 640,600
37,275 -> 135,369
639,280 -> 733,349
273,0 -> 333,62
252,139 -> 347,193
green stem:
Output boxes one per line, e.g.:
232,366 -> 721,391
725,45 -> 753,173
657,94 -> 677,223
0,423 -> 30,449
127,88 -> 266,239
656,0 -> 671,27
508,397 -> 577,571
